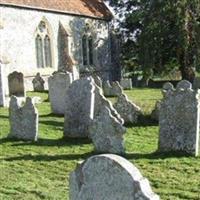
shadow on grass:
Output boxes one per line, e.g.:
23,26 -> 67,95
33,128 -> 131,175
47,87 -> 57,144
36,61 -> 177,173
40,113 -> 64,118
39,120 -> 63,127
125,114 -> 158,128
3,151 -> 95,162
0,115 -> 8,119
125,151 -> 193,160
10,137 -> 92,147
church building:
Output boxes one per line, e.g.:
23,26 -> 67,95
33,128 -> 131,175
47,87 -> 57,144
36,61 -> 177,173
0,0 -> 119,106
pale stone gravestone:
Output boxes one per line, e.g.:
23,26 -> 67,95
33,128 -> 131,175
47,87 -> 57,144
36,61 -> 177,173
151,101 -> 161,121
64,77 -> 95,138
114,93 -> 141,124
94,83 -> 124,124
69,154 -> 160,200
158,80 -> 200,156
89,106 -> 126,154
92,74 -> 102,88
112,81 -> 123,96
103,80 -> 123,97
8,71 -> 25,97
8,96 -> 38,141
32,73 -> 45,92
102,80 -> 113,96
120,78 -> 132,90
48,71 -> 73,115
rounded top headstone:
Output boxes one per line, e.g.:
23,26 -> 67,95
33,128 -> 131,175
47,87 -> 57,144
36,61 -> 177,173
70,154 -> 159,200
176,80 -> 192,90
163,82 -> 174,91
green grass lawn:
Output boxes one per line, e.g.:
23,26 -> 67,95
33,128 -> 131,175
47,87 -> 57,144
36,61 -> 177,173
0,88 -> 199,200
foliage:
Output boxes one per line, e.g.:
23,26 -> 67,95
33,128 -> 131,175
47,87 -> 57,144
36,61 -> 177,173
108,0 -> 200,82
0,91 -> 199,199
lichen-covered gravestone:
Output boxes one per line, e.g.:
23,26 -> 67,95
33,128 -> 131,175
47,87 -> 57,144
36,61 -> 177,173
114,93 -> 141,124
8,96 -> 38,141
8,71 -> 25,97
32,72 -> 45,92
48,71 -> 73,115
69,154 -> 160,200
89,106 -> 126,154
151,101 -> 161,122
64,77 -> 95,138
94,83 -> 123,124
158,80 -> 200,156
120,78 -> 132,90
103,81 -> 122,97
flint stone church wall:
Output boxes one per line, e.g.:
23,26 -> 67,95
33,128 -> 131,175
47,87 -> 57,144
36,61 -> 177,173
0,5 -> 112,94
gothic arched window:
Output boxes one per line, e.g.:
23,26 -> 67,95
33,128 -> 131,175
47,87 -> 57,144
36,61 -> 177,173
35,35 -> 44,68
82,24 -> 94,66
35,20 -> 53,68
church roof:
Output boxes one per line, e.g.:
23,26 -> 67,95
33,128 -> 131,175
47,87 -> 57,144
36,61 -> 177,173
0,0 -> 113,20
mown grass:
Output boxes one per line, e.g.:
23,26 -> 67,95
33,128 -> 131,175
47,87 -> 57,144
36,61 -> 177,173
0,88 -> 199,200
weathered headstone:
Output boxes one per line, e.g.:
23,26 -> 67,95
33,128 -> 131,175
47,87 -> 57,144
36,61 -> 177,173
114,93 -> 141,124
158,80 -> 200,156
151,101 -> 161,121
89,106 -> 126,154
94,84 -> 124,124
32,73 -> 45,92
102,80 -> 113,97
120,78 -> 132,90
112,81 -> 123,96
64,77 -> 95,138
92,75 -> 102,88
8,96 -> 38,141
48,71 -> 73,115
103,80 -> 123,97
69,154 -> 160,200
8,71 -> 25,97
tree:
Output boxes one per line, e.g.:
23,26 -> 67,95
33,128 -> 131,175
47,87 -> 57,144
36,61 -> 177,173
107,0 -> 200,82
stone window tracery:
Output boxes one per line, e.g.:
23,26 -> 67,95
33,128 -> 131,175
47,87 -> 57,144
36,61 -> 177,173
82,24 -> 94,66
35,20 -> 53,68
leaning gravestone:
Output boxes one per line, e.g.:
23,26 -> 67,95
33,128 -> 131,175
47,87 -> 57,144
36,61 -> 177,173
64,77 -> 95,138
94,83 -> 124,124
48,71 -> 73,115
158,80 -> 200,156
69,154 -> 160,200
114,93 -> 141,124
89,106 -> 126,154
112,81 -> 123,96
8,71 -> 25,97
102,80 -> 113,97
8,96 -> 38,141
32,73 -> 45,92
103,81 -> 123,97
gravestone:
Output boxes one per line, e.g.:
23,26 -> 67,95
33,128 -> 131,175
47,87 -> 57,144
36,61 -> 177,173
69,154 -> 160,200
114,93 -> 141,124
48,71 -> 73,115
158,80 -> 200,156
32,73 -> 45,92
112,81 -> 123,96
102,80 -> 113,96
120,78 -> 132,90
151,101 -> 161,121
64,77 -> 95,138
8,96 -> 38,141
193,77 -> 200,89
94,84 -> 124,124
89,106 -> 126,154
8,71 -> 25,97
103,81 -> 123,97
92,75 -> 102,88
